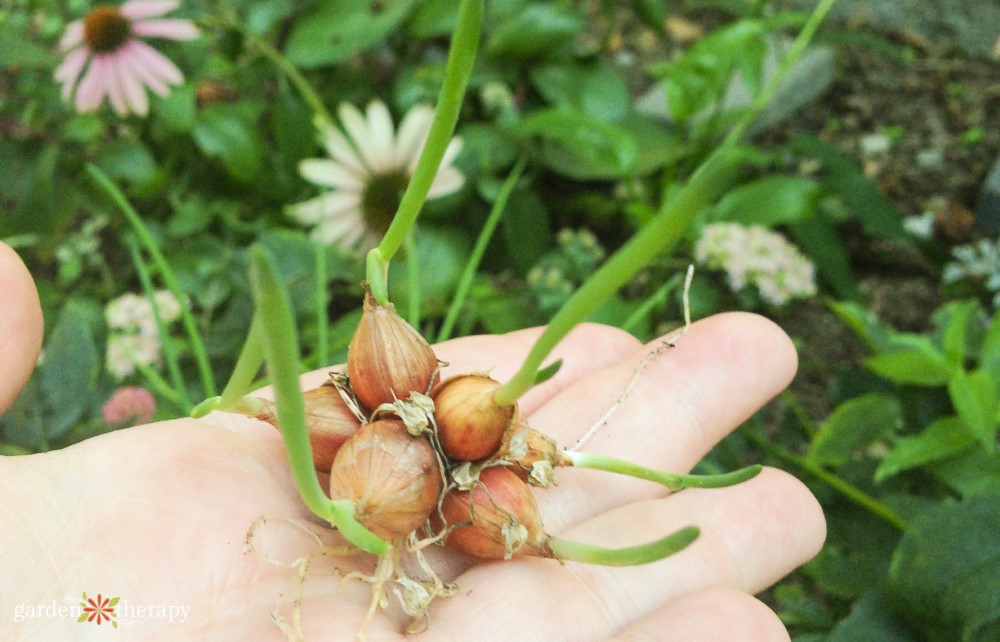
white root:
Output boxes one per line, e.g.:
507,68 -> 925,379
571,265 -> 696,452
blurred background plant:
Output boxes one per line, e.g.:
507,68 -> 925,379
1,0 -> 998,639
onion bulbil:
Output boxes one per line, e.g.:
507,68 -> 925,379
328,418 -> 443,541
432,374 -> 515,461
347,291 -> 440,410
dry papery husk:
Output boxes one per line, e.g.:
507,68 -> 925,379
347,291 -> 441,411
496,416 -> 570,487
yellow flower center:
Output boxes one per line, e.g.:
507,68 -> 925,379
361,170 -> 409,235
83,6 -> 132,54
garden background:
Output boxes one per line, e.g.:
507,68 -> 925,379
2,0 -> 999,639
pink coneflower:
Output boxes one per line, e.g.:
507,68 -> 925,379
55,1 -> 199,116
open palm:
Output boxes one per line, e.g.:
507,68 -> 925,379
1,243 -> 824,641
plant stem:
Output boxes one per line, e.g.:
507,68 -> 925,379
249,245 -> 388,556
723,0 -> 836,146
405,229 -> 421,328
620,273 -> 682,337
366,0 -> 484,305
87,164 -> 217,398
438,157 -> 527,343
329,500 -> 390,557
124,234 -> 190,411
742,426 -> 909,532
568,452 -> 762,491
493,150 -> 741,407
234,23 -> 335,129
549,525 -> 699,566
314,243 -> 329,368
219,312 -> 264,408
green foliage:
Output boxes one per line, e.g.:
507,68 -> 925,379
889,497 -> 1000,640
2,1 -> 995,638
782,300 -> 1000,639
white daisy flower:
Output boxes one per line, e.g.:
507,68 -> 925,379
287,100 -> 465,249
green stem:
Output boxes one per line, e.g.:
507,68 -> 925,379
248,245 -> 388,556
314,243 -> 329,368
723,0 -> 836,146
233,23 -> 335,129
124,234 -> 190,411
87,164 -> 217,398
780,389 -> 818,439
367,0 -> 484,304
493,151 -> 741,407
219,312 -> 265,408
329,500 -> 389,557
132,360 -> 190,414
549,525 -> 699,566
404,229 -> 421,328
743,426 -> 909,532
438,157 -> 527,343
620,273 -> 682,337
568,452 -> 762,491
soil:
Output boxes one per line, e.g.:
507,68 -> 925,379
767,38 -> 1000,419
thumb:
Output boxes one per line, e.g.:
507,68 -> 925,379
0,242 -> 43,415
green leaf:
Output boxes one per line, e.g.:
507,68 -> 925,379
487,3 -> 585,59
930,448 -> 1000,498
41,301 -> 100,440
792,134 -> 906,240
980,310 -> 1000,383
515,108 -> 638,180
0,24 -> 53,68
875,416 -> 977,483
937,299 -> 981,367
193,104 -> 264,183
889,496 -> 1000,641
285,0 -> 418,68
96,139 -> 163,196
789,215 -> 857,299
828,589 -> 916,642
948,368 -> 999,450
711,175 -> 821,227
530,60 -> 631,122
828,299 -> 892,352
533,358 -> 563,385
156,84 -> 197,133
634,0 -> 667,31
866,335 -> 953,386
501,185 -> 550,274
807,393 -> 902,467
658,20 -> 766,123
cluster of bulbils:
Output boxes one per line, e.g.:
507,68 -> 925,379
258,290 -> 569,563
244,287 -> 752,635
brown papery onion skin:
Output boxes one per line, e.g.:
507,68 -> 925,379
329,419 -> 442,541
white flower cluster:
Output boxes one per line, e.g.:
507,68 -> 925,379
695,223 -> 817,306
943,236 -> 1000,309
105,291 -> 182,378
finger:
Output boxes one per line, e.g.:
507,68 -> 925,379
531,312 -> 798,532
0,242 -> 43,415
432,467 -> 824,641
611,587 -> 789,642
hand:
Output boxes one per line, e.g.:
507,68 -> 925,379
0,242 -> 824,641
